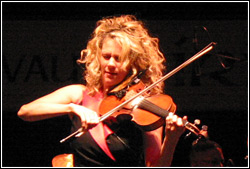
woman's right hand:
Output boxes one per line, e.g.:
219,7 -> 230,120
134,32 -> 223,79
69,103 -> 100,130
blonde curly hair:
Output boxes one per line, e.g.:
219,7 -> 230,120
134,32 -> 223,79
77,15 -> 166,95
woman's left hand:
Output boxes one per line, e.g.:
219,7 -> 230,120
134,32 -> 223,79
165,112 -> 186,140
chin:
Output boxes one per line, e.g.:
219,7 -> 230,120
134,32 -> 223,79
105,80 -> 121,88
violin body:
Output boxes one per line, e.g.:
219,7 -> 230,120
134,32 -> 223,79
99,81 -> 176,131
131,94 -> 176,131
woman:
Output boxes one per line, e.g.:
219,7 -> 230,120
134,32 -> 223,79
18,15 -> 187,167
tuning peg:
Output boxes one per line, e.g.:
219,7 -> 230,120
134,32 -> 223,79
201,125 -> 208,131
185,119 -> 200,139
194,119 -> 201,125
200,125 -> 209,139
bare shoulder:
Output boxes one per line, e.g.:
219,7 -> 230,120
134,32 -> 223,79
36,84 -> 87,104
61,84 -> 86,91
57,84 -> 87,100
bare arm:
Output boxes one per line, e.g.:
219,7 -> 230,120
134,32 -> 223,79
144,113 -> 186,167
17,84 -> 89,122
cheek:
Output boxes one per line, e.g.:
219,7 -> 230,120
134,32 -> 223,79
120,71 -> 128,79
119,72 -> 129,83
100,59 -> 107,71
119,65 -> 129,77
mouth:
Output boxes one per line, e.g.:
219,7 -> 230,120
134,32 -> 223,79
105,71 -> 117,76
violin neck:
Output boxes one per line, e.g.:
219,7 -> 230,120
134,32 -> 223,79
138,98 -> 171,118
137,98 -> 200,136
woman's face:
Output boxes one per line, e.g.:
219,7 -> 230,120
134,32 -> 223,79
100,37 -> 129,91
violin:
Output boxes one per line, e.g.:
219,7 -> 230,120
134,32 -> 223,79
99,80 -> 176,131
99,80 -> 201,134
60,42 -> 216,143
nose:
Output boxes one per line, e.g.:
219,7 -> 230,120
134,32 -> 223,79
107,57 -> 116,67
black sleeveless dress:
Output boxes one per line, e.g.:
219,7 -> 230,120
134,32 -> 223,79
70,118 -> 145,167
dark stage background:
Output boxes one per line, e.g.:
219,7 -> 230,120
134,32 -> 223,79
2,2 -> 249,167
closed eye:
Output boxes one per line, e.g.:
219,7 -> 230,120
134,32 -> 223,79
102,54 -> 111,60
102,54 -> 120,62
